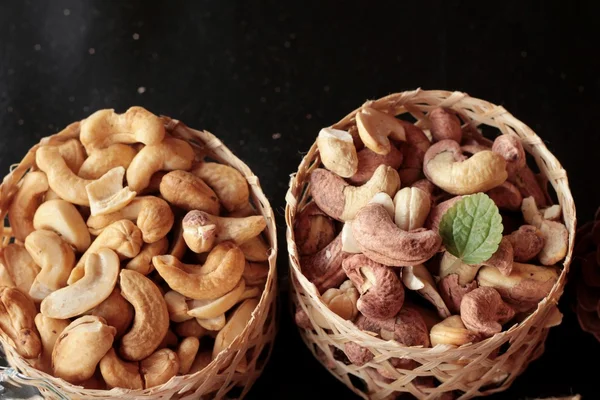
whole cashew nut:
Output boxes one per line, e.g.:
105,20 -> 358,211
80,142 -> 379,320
159,170 -> 220,214
25,230 -> 75,301
88,288 -> 134,338
87,196 -> 174,244
0,286 -> 42,359
460,287 -> 515,338
41,248 -> 120,319
355,107 -> 407,155
239,236 -> 271,262
99,348 -> 143,389
125,237 -> 169,275
34,314 -> 70,372
152,242 -> 245,300
78,144 -> 137,179
191,162 -> 250,213
315,128 -> 359,178
8,171 -> 49,242
33,199 -> 91,253
53,139 -> 87,174
430,316 -> 479,347
293,201 -> 336,256
428,107 -> 463,143
187,278 -> 246,319
80,107 -> 165,152
177,336 -> 200,374
349,145 -> 403,185
119,269 -> 170,361
126,137 -> 195,192
212,298 -> 258,359
141,348 -> 180,388
0,243 -> 40,296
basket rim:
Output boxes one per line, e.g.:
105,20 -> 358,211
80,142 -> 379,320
284,87 -> 576,353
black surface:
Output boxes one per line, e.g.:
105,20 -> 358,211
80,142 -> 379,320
1,1 -> 599,399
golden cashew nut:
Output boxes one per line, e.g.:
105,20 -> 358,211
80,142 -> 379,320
85,166 -> 137,216
187,278 -> 246,319
87,288 -> 134,338
141,348 -> 180,388
177,336 -> 200,374
34,314 -> 70,372
125,237 -> 169,275
164,290 -> 194,323
0,287 -> 41,359
212,298 -> 258,359
159,170 -> 220,214
78,144 -> 137,179
8,171 -> 49,242
191,162 -> 250,212
99,348 -> 143,389
0,244 -> 40,296
33,199 -> 91,253
53,139 -> 86,173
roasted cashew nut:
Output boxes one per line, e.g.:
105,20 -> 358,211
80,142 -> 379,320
119,269 -> 170,361
187,278 -> 246,319
428,107 -> 463,143
164,290 -> 193,323
174,319 -> 207,338
99,348 -> 143,389
243,262 -> 269,286
152,242 -> 245,300
125,237 -> 169,275
0,243 -> 40,296
54,138 -> 87,173
196,314 -> 226,331
177,336 -> 200,375
80,106 -> 165,152
141,348 -> 180,388
68,219 -> 142,284
355,107 -> 407,155
191,161 -> 250,213
25,230 -> 75,301
315,128 -> 359,178
126,137 -> 195,192
33,199 -> 91,253
212,298 -> 258,359
87,196 -> 174,244
239,236 -> 271,262
41,248 -> 119,319
159,170 -> 220,214
78,144 -> 137,179
85,166 -> 137,216
0,287 -> 41,359
8,171 -> 49,242
349,145 -> 403,185
430,316 -> 479,347
88,288 -> 134,338
460,287 -> 515,338
34,314 -> 70,373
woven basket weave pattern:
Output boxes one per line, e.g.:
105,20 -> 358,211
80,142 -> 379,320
285,89 -> 575,400
0,116 -> 278,400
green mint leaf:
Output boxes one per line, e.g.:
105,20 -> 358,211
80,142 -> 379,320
438,193 -> 503,265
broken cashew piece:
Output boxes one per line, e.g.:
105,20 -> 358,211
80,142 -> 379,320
99,348 -> 143,389
33,199 -> 91,253
119,269 -> 170,361
177,336 -> 200,375
25,230 -> 75,301
423,139 -> 508,195
141,348 -> 180,388
310,165 -> 400,222
460,287 -> 515,338
356,107 -> 406,155
0,243 -> 41,296
521,196 -> 568,265
78,143 -> 137,179
187,278 -> 246,319
393,187 -> 431,231
68,219 -> 142,284
316,128 -> 358,178
164,290 -> 194,323
507,225 -> 545,262
126,137 -> 195,192
0,287 -> 42,359
125,237 -> 169,275
368,192 -> 395,218
402,264 -> 451,318
88,288 -> 134,339
80,106 -> 165,152
213,298 -> 258,359
8,171 -> 49,242
85,166 -> 136,216
159,170 -> 220,214
152,242 -> 245,300
430,316 -> 479,347
41,248 -> 119,319
191,162 -> 250,213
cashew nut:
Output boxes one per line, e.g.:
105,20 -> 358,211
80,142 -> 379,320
351,203 -> 441,266
0,243 -> 40,296
53,138 -> 87,173
78,144 -> 137,179
542,204 -> 562,221
480,237 -> 514,276
168,218 -> 187,260
99,348 -> 143,389
424,139 -> 508,195
349,145 -> 403,185
164,290 -> 193,323
25,230 -> 75,301
368,192 -> 395,218
41,248 -> 119,319
341,222 -> 361,254
119,269 -> 170,361
8,171 -> 49,242
0,287 -> 41,358
188,278 -> 246,319
424,196 -> 463,234
430,316 -> 479,347
301,232 -> 348,293
182,210 -> 266,253
159,170 -> 220,214
243,262 -> 269,286
188,350 -> 213,374
344,341 -> 373,366
196,314 -> 226,331
437,274 -> 478,315
342,255 -> 403,320
87,196 -> 174,244
486,181 -> 523,211
477,262 -> 559,312
314,282 -> 359,329
356,307 -> 430,347
293,201 -> 336,256
239,236 -> 271,262
239,285 -> 262,301
88,288 -> 134,338
174,319 -> 207,338
177,336 -> 200,374
491,134 -> 526,178
213,298 -> 258,359
52,315 -> 116,383
191,161 -> 250,213
126,137 -> 195,192
157,329 -> 178,350
355,107 -> 407,155
68,220 -> 142,284
438,251 -> 480,285
85,166 -> 137,216
34,314 -> 70,373
460,287 -> 515,338
521,196 -> 568,265
310,164 -> 400,222
33,199 -> 91,253
152,242 -> 245,300
393,187 -> 431,231
141,348 -> 180,388
402,264 -> 451,318
507,225 -> 545,262
125,237 -> 169,275
80,107 -> 165,152
316,127 -> 358,178
509,166 -> 549,208
428,107 -> 463,143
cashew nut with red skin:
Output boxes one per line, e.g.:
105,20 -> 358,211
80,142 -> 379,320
294,201 -> 336,256
349,145 -> 403,185
460,287 -> 515,338
507,225 -> 545,262
428,107 -> 463,143
491,134 -> 526,178
300,232 -> 349,294
521,196 -> 568,265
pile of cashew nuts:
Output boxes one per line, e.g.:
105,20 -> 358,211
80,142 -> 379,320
294,106 -> 569,383
0,107 -> 270,390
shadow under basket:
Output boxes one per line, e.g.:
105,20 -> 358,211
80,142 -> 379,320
284,89 -> 576,400
0,116 -> 278,400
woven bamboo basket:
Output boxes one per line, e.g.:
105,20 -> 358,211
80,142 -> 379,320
0,115 -> 278,399
285,89 -> 576,400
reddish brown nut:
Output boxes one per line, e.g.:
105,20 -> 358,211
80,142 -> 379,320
507,225 -> 545,262
461,123 -> 494,148
301,233 -> 349,293
294,202 -> 336,256
344,341 -> 373,366
509,167 -> 548,208
460,287 -> 516,338
492,134 -> 526,178
342,254 -> 404,320
348,145 -> 403,185
428,107 -> 462,143
480,237 -> 514,276
486,181 -> 523,211
424,196 -> 463,234
397,143 -> 425,186
294,308 -> 312,330
438,275 -> 478,315
351,204 -> 441,266
346,125 -> 364,151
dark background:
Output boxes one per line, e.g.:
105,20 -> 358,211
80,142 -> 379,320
1,1 -> 599,399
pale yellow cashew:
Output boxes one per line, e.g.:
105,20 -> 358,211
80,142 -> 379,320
0,243 -> 40,296
125,237 -> 169,275
78,144 -> 137,179
33,199 -> 91,253
54,139 -> 87,173
34,314 -> 70,373
8,171 -> 49,242
213,298 -> 258,359
187,278 -> 246,319
85,166 -> 137,216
